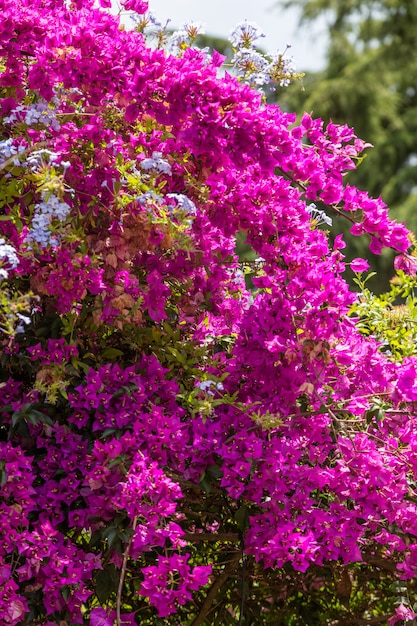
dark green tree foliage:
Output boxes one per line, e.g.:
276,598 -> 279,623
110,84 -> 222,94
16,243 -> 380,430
196,34 -> 235,61
278,0 -> 417,288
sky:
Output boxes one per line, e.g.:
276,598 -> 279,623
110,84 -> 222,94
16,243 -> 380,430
148,0 -> 329,71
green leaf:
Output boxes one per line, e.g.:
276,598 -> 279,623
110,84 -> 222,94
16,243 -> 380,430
111,384 -> 138,399
166,346 -> 186,364
207,464 -> 223,479
88,529 -> 102,548
11,410 -> 23,428
28,409 -> 54,425
234,505 -> 250,531
61,585 -> 71,601
199,473 -> 211,494
100,427 -> 119,439
102,347 -> 124,359
102,526 -> 119,547
95,565 -> 119,603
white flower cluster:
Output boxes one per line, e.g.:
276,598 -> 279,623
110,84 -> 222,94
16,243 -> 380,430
229,20 -> 297,89
0,139 -> 25,166
131,11 -> 172,47
229,20 -> 265,48
167,21 -> 206,55
24,148 -> 59,172
268,50 -> 297,88
232,49 -> 270,86
166,193 -> 196,215
4,100 -> 60,131
26,193 -> 71,248
196,380 -> 224,396
130,10 -> 168,30
146,11 -> 169,30
137,190 -> 164,206
140,151 -> 172,175
306,203 -> 333,227
0,238 -> 19,279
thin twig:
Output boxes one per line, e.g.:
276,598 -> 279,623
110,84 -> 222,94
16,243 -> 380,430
0,142 -> 49,172
184,531 -> 240,543
190,552 -> 241,626
116,516 -> 138,626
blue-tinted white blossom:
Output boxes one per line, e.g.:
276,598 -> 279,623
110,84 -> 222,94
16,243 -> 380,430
26,194 -> 71,248
231,49 -> 269,85
167,21 -> 205,55
4,101 -> 60,131
229,20 -> 265,49
0,238 -> 19,278
183,21 -> 205,38
228,267 -> 245,285
24,149 -> 59,171
196,380 -> 224,396
135,11 -> 172,47
231,44 -> 298,89
166,193 -> 196,215
307,203 -> 332,227
140,151 -> 172,175
15,313 -> 31,334
137,190 -> 164,205
267,49 -> 297,87
0,139 -> 25,166
147,11 -> 166,29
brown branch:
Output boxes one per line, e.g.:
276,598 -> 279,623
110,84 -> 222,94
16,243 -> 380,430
190,552 -> 241,626
341,616 -> 391,625
116,516 -> 137,626
275,165 -> 358,227
184,531 -> 240,543
363,554 -> 398,573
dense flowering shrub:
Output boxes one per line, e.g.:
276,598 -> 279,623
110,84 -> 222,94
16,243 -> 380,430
2,0 -> 417,624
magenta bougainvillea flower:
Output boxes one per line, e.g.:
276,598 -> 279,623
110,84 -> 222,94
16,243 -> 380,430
350,257 -> 370,273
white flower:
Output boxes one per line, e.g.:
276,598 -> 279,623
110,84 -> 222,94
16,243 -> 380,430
229,20 -> 265,49
147,11 -> 165,29
167,21 -> 205,55
231,49 -> 269,85
266,49 -> 297,87
0,238 -> 19,278
137,190 -> 164,205
24,149 -> 59,171
306,203 -> 332,227
16,313 -> 31,334
196,380 -> 224,396
140,151 -> 172,175
166,193 -> 196,215
4,101 -> 60,131
184,21 -> 205,38
26,193 -> 71,248
0,139 -> 25,166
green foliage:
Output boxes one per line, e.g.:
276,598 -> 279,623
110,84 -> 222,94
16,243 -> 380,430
0,282 -> 32,335
196,34 -> 235,61
350,269 -> 417,359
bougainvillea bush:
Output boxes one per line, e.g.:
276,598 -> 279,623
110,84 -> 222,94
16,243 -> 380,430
2,0 -> 417,624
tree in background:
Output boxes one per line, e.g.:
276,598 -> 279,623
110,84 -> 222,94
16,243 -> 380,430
278,0 -> 417,288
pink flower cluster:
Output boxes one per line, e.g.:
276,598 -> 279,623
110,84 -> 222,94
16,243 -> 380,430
140,554 -> 211,617
1,0 -> 417,622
